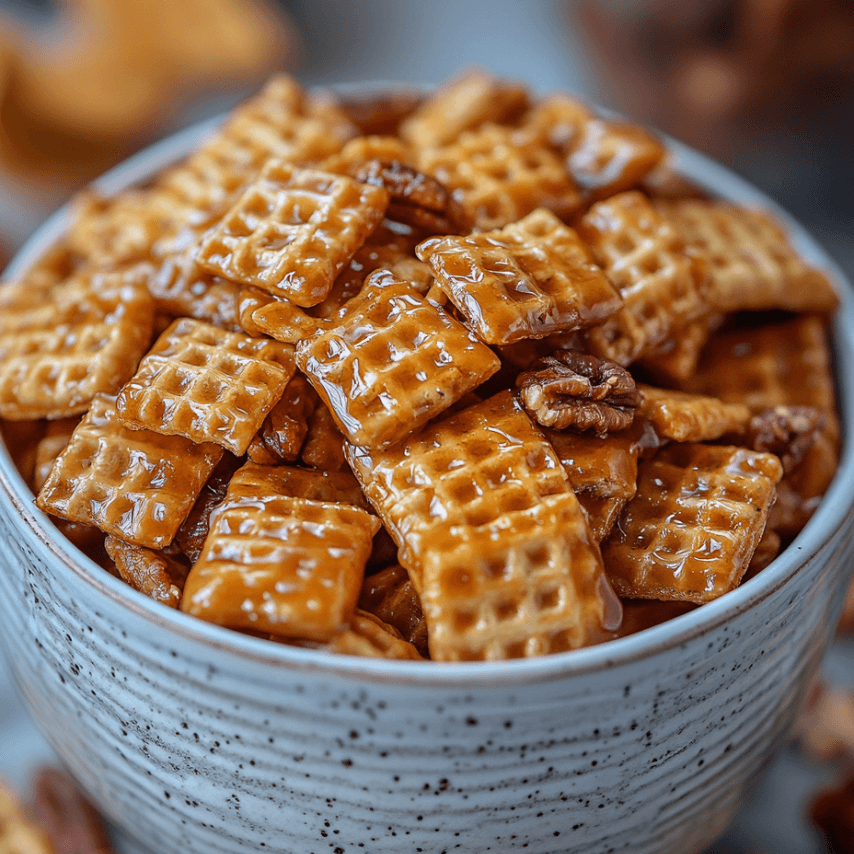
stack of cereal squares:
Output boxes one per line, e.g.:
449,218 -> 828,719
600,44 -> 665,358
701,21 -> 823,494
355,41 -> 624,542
0,70 -> 840,661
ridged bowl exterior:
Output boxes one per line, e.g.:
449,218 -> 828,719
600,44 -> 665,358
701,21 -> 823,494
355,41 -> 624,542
0,105 -> 852,854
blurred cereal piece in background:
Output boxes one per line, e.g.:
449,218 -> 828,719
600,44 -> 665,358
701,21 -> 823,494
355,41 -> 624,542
576,0 -> 854,156
811,772 -> 854,854
0,0 -> 297,253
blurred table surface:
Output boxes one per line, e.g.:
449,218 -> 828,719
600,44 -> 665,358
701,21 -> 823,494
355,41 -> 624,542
0,2 -> 852,851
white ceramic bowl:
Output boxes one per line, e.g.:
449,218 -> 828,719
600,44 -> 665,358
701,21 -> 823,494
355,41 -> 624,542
1,109 -> 853,854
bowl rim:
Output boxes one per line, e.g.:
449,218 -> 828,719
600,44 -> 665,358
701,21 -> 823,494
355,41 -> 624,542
2,86 -> 853,688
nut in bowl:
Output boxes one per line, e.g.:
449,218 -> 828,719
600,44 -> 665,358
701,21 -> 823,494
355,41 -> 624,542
0,70 -> 851,854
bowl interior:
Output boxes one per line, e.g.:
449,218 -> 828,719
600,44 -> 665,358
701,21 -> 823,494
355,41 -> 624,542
2,96 -> 853,685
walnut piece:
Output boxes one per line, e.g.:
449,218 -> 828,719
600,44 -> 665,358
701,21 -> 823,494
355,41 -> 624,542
516,350 -> 639,431
745,405 -> 826,473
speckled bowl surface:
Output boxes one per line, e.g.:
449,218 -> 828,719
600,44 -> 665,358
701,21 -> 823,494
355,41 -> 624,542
0,100 -> 853,854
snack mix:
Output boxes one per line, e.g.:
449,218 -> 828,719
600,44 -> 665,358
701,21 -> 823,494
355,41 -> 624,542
0,69 -> 841,662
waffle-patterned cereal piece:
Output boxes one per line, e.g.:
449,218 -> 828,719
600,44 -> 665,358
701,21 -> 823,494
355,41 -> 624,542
418,123 -> 581,231
346,391 -> 573,580
37,394 -> 223,549
66,189 -> 173,268
321,610 -> 424,660
636,384 -> 751,442
301,402 -> 348,471
0,266 -> 155,420
104,536 -> 189,608
146,249 -> 242,331
0,777 -> 53,854
683,315 -> 836,414
227,461 -> 371,510
157,76 -> 357,216
526,95 -> 665,200
247,374 -> 318,464
657,200 -> 839,313
322,135 -> 414,175
417,209 -> 621,345
419,493 -> 616,661
33,417 -> 79,492
579,191 -> 709,366
603,443 -> 782,603
182,476 -> 380,640
401,69 -> 529,149
196,161 -> 389,306
251,240 -> 432,344
116,318 -> 295,455
359,564 -> 429,657
297,270 -> 500,448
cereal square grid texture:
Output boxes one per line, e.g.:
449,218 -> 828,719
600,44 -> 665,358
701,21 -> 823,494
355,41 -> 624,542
228,462 -> 371,510
156,76 -> 357,217
296,270 -> 500,449
578,191 -> 709,366
250,241 -> 432,345
36,394 -> 223,550
419,493 -> 610,661
317,610 -> 424,660
116,318 -> 295,455
682,315 -> 837,415
400,69 -> 529,150
196,161 -> 389,307
417,123 -> 581,231
636,384 -> 751,443
181,493 -> 380,641
602,443 -> 783,604
416,209 -> 621,345
345,390 -> 572,583
656,200 -> 839,314
0,267 -> 154,421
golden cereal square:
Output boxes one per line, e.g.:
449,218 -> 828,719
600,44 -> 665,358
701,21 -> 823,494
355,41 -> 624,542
0,267 -> 155,420
579,191 -> 709,366
416,209 -> 621,345
36,394 -> 223,549
657,200 -> 839,314
181,493 -> 379,641
195,161 -> 389,306
116,318 -> 295,455
683,315 -> 837,415
296,270 -> 500,448
419,493 -> 613,661
345,390 -> 571,579
602,443 -> 783,604
400,69 -> 529,149
417,123 -> 581,231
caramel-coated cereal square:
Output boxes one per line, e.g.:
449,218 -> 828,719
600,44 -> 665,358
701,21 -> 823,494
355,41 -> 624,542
182,492 -> 379,641
196,161 -> 389,306
417,209 -> 621,345
0,267 -> 154,420
117,318 -> 295,455
657,200 -> 838,313
579,191 -> 708,366
37,394 -> 223,549
297,270 -> 500,448
420,493 -> 613,661
603,444 -> 782,603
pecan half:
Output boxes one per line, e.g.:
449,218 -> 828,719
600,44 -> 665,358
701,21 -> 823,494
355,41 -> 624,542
745,405 -> 826,473
516,350 -> 639,431
353,159 -> 462,233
